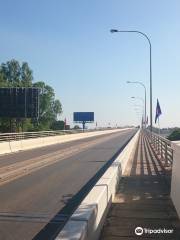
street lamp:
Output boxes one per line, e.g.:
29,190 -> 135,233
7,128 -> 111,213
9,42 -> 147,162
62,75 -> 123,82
127,81 -> 147,128
131,96 -> 145,128
110,29 -> 152,132
131,96 -> 144,104
133,107 -> 143,128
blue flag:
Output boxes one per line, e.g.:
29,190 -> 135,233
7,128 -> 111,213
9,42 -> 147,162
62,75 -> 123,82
155,99 -> 162,123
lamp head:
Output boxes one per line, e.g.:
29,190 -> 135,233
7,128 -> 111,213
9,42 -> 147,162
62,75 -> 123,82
110,29 -> 118,33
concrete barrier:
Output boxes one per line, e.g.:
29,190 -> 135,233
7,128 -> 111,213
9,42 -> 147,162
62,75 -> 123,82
0,128 -> 131,155
171,142 -> 180,218
56,130 -> 140,240
0,142 -> 12,154
173,141 -> 180,146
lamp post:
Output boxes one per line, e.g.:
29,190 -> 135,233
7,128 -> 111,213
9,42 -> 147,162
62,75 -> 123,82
133,107 -> 143,128
131,96 -> 145,128
127,81 -> 147,128
110,29 -> 152,132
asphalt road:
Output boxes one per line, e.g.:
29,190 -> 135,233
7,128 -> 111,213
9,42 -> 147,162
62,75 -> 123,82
0,129 -> 136,240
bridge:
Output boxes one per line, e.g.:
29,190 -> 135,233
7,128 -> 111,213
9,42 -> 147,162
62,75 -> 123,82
0,128 -> 179,240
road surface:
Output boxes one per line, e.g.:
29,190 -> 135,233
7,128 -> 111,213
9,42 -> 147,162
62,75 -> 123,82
0,129 -> 136,240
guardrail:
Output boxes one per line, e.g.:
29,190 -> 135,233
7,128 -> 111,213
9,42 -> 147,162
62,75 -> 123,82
0,128 -> 123,142
144,129 -> 173,167
0,129 -> 95,142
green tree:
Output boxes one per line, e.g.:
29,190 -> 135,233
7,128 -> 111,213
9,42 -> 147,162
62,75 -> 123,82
167,129 -> 180,141
53,99 -> 62,120
0,71 -> 8,87
1,60 -> 21,86
33,81 -> 62,130
21,62 -> 33,87
0,59 -> 33,87
0,59 -> 62,132
0,60 -> 34,132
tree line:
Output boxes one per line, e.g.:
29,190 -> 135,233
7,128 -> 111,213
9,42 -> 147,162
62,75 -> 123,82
0,59 -> 62,132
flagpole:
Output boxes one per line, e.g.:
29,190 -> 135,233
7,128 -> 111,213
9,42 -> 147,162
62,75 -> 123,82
158,118 -> 160,135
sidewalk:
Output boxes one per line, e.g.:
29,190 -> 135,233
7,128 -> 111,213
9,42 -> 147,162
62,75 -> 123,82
100,131 -> 180,240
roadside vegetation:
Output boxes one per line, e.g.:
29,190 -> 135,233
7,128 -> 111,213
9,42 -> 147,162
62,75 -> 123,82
167,129 -> 180,141
0,59 -> 63,132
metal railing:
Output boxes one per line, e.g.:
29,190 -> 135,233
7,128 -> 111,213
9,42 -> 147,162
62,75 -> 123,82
0,130 -> 93,142
0,128 -> 121,142
144,129 -> 173,167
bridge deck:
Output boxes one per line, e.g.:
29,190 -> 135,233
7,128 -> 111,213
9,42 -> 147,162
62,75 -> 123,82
100,131 -> 180,239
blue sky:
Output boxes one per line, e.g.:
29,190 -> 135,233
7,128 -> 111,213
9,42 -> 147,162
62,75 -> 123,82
0,0 -> 180,128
